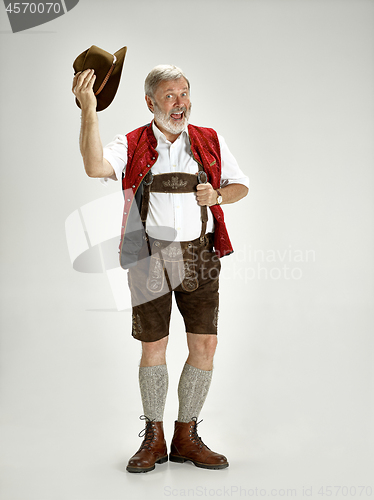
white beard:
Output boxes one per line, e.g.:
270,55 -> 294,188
153,102 -> 192,135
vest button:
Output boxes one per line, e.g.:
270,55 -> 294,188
124,212 -> 127,215
147,164 -> 150,168
132,185 -> 136,188
139,173 -> 143,176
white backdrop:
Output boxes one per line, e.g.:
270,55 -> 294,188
0,1 -> 373,499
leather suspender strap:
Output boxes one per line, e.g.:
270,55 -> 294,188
197,165 -> 208,242
140,171 -> 153,223
139,169 -> 208,243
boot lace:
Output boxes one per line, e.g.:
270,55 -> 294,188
189,417 -> 209,450
138,415 -> 156,451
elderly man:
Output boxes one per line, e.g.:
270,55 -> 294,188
72,64 -> 249,473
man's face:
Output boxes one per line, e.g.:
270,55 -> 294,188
146,77 -> 191,139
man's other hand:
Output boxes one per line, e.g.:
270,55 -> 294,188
196,182 -> 217,206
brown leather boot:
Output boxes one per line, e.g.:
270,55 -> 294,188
126,416 -> 168,473
169,418 -> 229,469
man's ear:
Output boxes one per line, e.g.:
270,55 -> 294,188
145,95 -> 154,113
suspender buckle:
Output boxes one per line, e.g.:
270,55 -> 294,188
197,171 -> 207,184
143,170 -> 154,186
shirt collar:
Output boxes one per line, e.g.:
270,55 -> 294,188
152,120 -> 189,144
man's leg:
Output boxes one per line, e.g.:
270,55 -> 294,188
170,333 -> 228,469
126,237 -> 174,473
177,333 -> 216,422
127,336 -> 169,473
139,336 -> 169,422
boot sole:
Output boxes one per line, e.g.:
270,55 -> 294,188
169,454 -> 229,470
126,455 -> 168,473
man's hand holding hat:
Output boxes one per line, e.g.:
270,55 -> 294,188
72,69 -> 97,111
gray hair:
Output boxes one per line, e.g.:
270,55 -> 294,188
144,65 -> 190,99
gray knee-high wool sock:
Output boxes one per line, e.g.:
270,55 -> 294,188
139,364 -> 169,422
177,363 -> 213,423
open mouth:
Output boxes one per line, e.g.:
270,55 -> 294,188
170,111 -> 184,121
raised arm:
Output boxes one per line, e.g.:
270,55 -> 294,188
72,69 -> 115,178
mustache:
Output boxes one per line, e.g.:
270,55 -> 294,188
169,107 -> 187,115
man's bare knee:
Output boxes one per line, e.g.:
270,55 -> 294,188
186,333 -> 217,366
140,336 -> 169,367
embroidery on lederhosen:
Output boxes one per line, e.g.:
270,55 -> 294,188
146,240 -> 199,293
146,254 -> 165,293
162,176 -> 188,190
213,306 -> 219,328
132,313 -> 143,337
179,244 -> 199,292
162,244 -> 183,259
179,260 -> 199,292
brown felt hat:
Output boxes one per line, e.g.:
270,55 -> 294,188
73,45 -> 127,112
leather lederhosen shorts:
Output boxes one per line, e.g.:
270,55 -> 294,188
128,233 -> 221,342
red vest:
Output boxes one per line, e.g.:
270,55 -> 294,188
119,122 -> 233,268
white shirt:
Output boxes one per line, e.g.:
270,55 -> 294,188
103,122 -> 249,242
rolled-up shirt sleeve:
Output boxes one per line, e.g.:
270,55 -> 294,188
218,134 -> 249,189
102,134 -> 128,183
